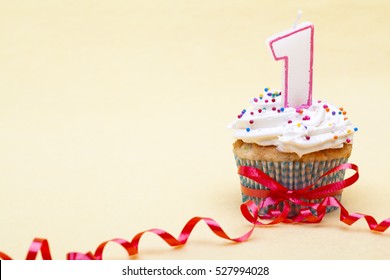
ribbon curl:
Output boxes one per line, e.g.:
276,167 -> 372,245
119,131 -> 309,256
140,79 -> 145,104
0,203 -> 260,260
1,163 -> 389,260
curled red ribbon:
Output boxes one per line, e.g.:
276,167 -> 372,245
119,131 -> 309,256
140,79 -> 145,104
0,163 -> 389,260
0,202 -> 259,260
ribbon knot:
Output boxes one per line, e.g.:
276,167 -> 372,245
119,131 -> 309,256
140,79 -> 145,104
284,190 -> 297,200
269,189 -> 300,202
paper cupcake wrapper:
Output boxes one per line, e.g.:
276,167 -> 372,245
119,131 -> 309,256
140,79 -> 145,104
235,156 -> 348,217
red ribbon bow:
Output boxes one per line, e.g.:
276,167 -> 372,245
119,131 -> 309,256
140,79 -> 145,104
239,163 -> 355,202
239,163 -> 390,228
238,163 -> 358,222
1,163 -> 390,260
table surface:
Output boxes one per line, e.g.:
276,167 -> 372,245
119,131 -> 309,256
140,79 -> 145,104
1,0 -> 390,260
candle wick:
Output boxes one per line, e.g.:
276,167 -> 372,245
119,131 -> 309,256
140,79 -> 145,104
292,9 -> 303,29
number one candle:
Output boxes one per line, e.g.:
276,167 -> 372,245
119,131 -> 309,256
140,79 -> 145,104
267,13 -> 314,108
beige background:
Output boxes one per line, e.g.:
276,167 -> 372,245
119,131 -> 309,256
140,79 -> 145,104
1,0 -> 389,259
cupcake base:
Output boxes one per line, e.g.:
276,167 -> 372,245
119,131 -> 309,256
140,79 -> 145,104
233,140 -> 352,218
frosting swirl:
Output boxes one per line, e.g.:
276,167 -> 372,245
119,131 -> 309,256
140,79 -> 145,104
229,88 -> 357,157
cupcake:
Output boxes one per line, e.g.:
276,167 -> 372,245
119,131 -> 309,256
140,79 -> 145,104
229,88 -> 357,218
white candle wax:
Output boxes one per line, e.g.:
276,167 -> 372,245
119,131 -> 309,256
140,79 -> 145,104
267,21 -> 314,109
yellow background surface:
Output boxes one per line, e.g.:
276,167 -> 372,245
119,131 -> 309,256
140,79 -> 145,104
1,0 -> 389,259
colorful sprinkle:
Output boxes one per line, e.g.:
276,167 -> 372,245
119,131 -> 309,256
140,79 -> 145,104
325,108 -> 330,112
302,115 -> 311,121
249,120 -> 254,124
280,107 -> 285,112
267,93 -> 272,97
339,107 -> 344,111
354,127 -> 358,132
272,107 -> 276,111
297,123 -> 301,127
258,109 -> 262,113
334,135 -> 338,140
264,88 -> 269,92
344,117 -> 348,121
338,111 -> 342,115
265,99 -> 269,103
246,128 -> 250,132
306,136 -> 311,140
323,104 -> 328,109
288,120 -> 292,124
332,111 -> 336,115
272,98 -> 276,102
250,112 -> 254,115
343,111 -> 347,115
347,129 -> 351,134
318,100 -> 322,103
346,138 -> 351,143
237,114 -> 242,119
254,98 -> 258,102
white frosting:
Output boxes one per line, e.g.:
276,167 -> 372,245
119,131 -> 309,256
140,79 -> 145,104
229,89 -> 357,157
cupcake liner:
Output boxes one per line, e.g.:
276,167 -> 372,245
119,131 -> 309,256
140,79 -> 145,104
235,156 -> 348,217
